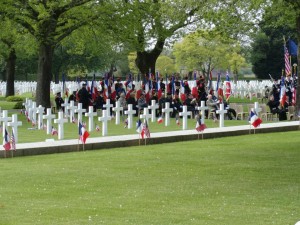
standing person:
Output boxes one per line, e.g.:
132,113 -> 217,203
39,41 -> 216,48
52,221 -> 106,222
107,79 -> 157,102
55,92 -> 64,112
77,83 -> 91,110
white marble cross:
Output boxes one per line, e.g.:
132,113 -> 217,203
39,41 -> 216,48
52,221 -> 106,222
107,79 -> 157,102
112,100 -> 123,125
75,103 -> 86,124
54,111 -> 68,140
196,101 -> 209,124
85,106 -> 97,132
67,100 -> 77,123
139,107 -> 152,124
254,102 -> 262,115
0,110 -> 12,134
162,102 -> 173,126
179,105 -> 192,130
148,100 -> 159,122
61,98 -> 69,116
124,104 -> 136,129
103,99 -> 113,117
22,98 -> 29,112
36,105 -> 45,130
216,103 -> 228,128
7,114 -> 22,143
29,101 -> 38,124
43,108 -> 56,135
98,109 -> 112,136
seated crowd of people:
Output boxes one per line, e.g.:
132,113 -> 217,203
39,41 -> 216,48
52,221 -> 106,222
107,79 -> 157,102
54,74 -> 238,121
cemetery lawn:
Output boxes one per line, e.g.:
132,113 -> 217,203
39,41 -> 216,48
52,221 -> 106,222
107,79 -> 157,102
0,131 -> 299,225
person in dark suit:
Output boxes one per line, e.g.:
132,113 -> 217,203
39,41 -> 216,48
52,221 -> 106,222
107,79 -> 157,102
77,83 -> 91,110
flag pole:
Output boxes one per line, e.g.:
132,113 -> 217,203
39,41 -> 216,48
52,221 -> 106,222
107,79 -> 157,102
77,139 -> 80,151
202,131 -> 204,140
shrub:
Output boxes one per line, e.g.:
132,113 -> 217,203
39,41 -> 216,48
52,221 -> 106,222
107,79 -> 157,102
13,101 -> 23,109
6,96 -> 24,102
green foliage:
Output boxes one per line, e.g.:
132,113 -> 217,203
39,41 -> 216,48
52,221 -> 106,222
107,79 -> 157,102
13,101 -> 23,109
0,131 -> 299,225
6,96 -> 23,102
156,55 -> 176,75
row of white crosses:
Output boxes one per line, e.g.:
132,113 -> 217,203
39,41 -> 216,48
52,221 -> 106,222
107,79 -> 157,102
3,96 -> 265,147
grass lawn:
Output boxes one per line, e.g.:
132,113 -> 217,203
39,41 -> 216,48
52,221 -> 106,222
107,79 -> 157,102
0,131 -> 299,225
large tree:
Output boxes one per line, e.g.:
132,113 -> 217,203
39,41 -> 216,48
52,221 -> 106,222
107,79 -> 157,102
1,0 -> 105,107
261,0 -> 300,118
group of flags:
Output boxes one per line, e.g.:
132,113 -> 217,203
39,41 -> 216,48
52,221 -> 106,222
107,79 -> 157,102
2,129 -> 16,151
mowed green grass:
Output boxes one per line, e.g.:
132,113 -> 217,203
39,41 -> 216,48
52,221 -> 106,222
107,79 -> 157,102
0,131 -> 299,225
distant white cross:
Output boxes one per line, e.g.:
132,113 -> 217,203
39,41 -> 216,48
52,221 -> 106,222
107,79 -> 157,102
216,103 -> 227,128
67,100 -> 77,123
36,105 -> 45,130
254,102 -> 262,115
7,114 -> 22,143
162,102 -> 173,126
179,105 -> 192,130
148,100 -> 159,122
196,101 -> 209,124
103,99 -> 114,117
75,103 -> 86,124
43,108 -> 56,135
124,104 -> 136,129
85,106 -> 97,132
29,102 -> 38,125
139,107 -> 151,124
112,100 -> 123,125
54,111 -> 68,140
0,110 -> 12,134
98,109 -> 112,136
61,98 -> 69,116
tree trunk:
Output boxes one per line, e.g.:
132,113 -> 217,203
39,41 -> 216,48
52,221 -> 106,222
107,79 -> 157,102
135,39 -> 165,78
135,51 -> 158,78
35,44 -> 54,108
5,48 -> 16,97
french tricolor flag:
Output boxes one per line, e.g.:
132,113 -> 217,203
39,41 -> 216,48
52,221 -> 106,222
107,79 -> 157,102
249,110 -> 262,128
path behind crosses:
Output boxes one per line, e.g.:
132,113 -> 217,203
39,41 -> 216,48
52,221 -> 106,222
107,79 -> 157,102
54,111 -> 68,140
162,102 -> 173,126
43,108 -> 56,135
179,105 -> 192,130
98,109 -> 112,136
124,104 -> 136,129
7,114 -> 22,143
85,106 -> 97,132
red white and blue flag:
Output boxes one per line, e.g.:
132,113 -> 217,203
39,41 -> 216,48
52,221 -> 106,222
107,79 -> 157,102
11,130 -> 16,150
3,129 -> 11,151
284,45 -> 291,76
51,126 -> 58,136
225,70 -> 231,100
136,119 -> 142,134
279,76 -> 286,107
141,120 -> 150,139
157,115 -> 163,124
249,110 -> 262,128
196,117 -> 207,132
79,122 -> 89,144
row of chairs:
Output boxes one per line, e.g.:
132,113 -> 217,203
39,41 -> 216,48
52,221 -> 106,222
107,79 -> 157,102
229,103 -> 295,121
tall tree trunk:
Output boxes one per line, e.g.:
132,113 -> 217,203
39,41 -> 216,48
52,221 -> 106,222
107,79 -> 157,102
35,44 -> 54,108
135,39 -> 165,78
5,48 -> 16,97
